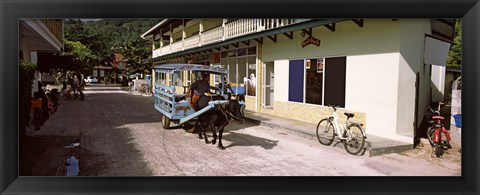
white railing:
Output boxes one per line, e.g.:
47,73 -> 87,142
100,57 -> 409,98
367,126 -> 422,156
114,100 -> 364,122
153,19 -> 303,58
153,48 -> 162,58
161,46 -> 170,55
171,41 -> 183,52
184,35 -> 200,49
202,26 -> 223,45
225,19 -> 260,39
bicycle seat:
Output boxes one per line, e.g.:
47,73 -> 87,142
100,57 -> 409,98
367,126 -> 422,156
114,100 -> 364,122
432,116 -> 444,120
344,113 -> 354,118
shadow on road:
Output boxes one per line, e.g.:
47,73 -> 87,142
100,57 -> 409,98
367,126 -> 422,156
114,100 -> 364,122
222,132 -> 279,150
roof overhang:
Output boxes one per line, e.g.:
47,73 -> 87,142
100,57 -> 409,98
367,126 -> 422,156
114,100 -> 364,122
20,19 -> 63,51
431,19 -> 456,43
149,18 -> 348,62
141,19 -> 170,39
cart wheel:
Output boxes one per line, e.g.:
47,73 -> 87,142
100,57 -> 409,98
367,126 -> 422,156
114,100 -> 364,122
162,115 -> 170,129
182,122 -> 194,130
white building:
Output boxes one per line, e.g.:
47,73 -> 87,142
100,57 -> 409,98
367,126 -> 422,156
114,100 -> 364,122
141,19 -> 455,143
19,19 -> 64,90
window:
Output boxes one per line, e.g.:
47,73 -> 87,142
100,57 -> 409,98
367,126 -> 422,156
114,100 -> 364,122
93,70 -> 97,77
247,56 -> 257,96
191,54 -> 211,65
175,72 -> 184,89
220,46 -> 257,96
100,70 -> 104,77
324,57 -> 346,107
305,58 -> 324,105
288,57 -> 346,107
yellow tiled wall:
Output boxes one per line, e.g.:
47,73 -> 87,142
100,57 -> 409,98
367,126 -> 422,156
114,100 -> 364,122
261,101 -> 367,130
244,96 -> 256,111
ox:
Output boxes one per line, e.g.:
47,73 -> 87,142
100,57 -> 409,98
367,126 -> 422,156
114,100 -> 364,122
194,95 -> 245,150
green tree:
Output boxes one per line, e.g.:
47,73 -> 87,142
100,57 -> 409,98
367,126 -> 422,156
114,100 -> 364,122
64,19 -> 159,76
19,61 -> 37,140
58,39 -> 98,75
447,20 -> 461,68
113,42 -> 152,76
65,19 -> 113,67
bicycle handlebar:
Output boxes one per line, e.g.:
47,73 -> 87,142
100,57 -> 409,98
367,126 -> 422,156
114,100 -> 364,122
429,107 -> 440,116
328,104 -> 337,111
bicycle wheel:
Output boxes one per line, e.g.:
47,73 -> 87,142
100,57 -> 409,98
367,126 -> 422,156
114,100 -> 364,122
344,123 -> 366,155
426,127 -> 435,146
435,142 -> 444,158
316,118 -> 335,146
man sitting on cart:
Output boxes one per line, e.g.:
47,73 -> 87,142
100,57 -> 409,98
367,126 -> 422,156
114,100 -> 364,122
189,72 -> 212,111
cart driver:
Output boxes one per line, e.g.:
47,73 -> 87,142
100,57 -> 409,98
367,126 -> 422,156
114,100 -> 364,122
189,72 -> 212,111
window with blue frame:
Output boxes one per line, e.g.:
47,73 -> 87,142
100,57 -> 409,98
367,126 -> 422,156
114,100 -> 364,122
288,57 -> 346,108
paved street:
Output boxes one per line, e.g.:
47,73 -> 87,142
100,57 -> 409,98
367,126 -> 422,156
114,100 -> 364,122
23,85 -> 461,176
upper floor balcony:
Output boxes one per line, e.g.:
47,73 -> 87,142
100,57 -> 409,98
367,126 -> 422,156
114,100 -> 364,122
144,19 -> 309,59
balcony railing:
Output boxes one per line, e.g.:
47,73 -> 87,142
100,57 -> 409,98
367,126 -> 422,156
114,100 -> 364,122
152,19 -> 304,58
171,41 -> 183,53
202,26 -> 223,45
184,34 -> 200,49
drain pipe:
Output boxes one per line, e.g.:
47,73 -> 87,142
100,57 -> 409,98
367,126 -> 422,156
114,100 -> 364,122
413,72 -> 420,148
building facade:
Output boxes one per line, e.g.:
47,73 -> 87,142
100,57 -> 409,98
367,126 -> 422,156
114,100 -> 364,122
19,19 -> 64,91
141,19 -> 454,143
92,53 -> 128,83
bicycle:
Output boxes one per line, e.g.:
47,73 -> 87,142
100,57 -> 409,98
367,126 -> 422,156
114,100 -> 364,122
316,105 -> 367,155
426,102 -> 452,158
143,84 -> 152,96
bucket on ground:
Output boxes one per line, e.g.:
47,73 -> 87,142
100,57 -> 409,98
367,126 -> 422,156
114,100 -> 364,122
66,156 -> 79,176
453,114 -> 462,128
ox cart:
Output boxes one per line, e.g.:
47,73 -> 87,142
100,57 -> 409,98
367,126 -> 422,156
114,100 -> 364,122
153,64 -> 245,129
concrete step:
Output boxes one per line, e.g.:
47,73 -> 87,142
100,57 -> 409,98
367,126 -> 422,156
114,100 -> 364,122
244,111 -> 413,157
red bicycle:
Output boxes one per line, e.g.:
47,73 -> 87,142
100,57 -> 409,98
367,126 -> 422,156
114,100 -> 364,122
426,102 -> 452,158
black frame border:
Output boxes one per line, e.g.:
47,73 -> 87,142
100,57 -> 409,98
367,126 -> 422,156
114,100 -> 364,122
2,0 -> 479,194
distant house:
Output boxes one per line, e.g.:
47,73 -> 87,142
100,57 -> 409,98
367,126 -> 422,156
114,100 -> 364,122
444,67 -> 462,101
92,53 -> 128,83
141,19 -> 455,143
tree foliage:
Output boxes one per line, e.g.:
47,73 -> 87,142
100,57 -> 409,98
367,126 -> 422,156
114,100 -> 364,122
64,19 -> 159,75
19,61 -> 37,139
447,20 -> 461,68
61,39 -> 97,65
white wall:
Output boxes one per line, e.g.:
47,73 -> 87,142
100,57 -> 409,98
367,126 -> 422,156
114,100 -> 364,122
261,19 -> 431,140
346,53 -> 400,137
398,19 -> 431,136
262,19 -> 400,62
431,65 -> 446,102
202,19 -> 223,31
274,60 -> 289,102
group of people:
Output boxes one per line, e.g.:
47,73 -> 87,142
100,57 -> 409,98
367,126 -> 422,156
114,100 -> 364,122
31,73 -> 85,130
61,74 -> 85,101
31,81 -> 59,130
